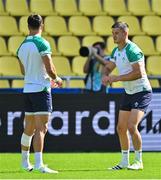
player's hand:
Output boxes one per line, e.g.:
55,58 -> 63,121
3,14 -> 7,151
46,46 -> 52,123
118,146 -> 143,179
51,76 -> 63,88
102,75 -> 111,86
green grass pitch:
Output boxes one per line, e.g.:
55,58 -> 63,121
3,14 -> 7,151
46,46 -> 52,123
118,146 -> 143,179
0,152 -> 161,179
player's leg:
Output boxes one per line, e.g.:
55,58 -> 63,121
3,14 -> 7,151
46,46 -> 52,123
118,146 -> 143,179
128,91 -> 152,170
33,114 -> 49,168
21,114 -> 35,171
31,91 -> 58,173
127,109 -> 144,170
108,110 -> 130,170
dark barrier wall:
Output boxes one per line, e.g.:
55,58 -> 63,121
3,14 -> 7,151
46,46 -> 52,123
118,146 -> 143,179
0,93 -> 161,152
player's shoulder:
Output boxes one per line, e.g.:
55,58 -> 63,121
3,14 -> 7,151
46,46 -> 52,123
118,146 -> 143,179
33,35 -> 49,47
125,40 -> 142,53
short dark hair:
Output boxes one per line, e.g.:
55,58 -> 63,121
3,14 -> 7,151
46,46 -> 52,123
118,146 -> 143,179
92,41 -> 106,49
111,22 -> 129,31
27,14 -> 43,29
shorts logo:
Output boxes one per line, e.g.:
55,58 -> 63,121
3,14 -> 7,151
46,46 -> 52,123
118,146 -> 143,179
134,102 -> 139,107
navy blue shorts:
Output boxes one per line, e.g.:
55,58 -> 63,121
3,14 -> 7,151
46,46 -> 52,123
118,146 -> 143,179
120,91 -> 152,113
24,91 -> 52,115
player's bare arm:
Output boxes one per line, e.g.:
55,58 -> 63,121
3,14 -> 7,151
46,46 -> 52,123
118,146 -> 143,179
108,61 -> 144,84
102,61 -> 116,86
18,59 -> 25,75
42,54 -> 62,87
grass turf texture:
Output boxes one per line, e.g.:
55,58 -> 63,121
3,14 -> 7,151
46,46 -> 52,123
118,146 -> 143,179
0,153 -> 160,179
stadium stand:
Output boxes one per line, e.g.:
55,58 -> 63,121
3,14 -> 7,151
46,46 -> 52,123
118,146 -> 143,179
93,15 -> 114,36
57,35 -> 80,56
117,16 -> 145,35
0,0 -> 8,15
0,37 -> 11,56
128,0 -> 154,16
55,0 -> 82,16
82,35 -> 104,47
69,16 -> 96,36
149,79 -> 160,88
106,36 -> 117,54
0,56 -> 22,76
8,36 -> 25,56
151,0 -> 161,15
66,79 -> 85,88
79,0 -> 106,16
12,80 -> 24,88
132,35 -> 159,56
6,0 -> 30,16
103,0 -> 131,16
0,16 -> 21,36
30,0 -> 57,16
156,36 -> 161,54
44,16 -> 71,36
52,56 -> 74,76
72,56 -> 87,76
0,80 -> 10,88
0,0 -> 160,88
142,16 -> 161,36
146,56 -> 161,75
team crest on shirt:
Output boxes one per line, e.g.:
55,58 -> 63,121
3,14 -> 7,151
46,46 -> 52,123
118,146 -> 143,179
134,102 -> 139,107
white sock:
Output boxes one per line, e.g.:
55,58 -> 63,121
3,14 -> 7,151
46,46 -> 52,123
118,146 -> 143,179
35,152 -> 43,168
22,150 -> 30,168
121,150 -> 129,166
135,150 -> 142,162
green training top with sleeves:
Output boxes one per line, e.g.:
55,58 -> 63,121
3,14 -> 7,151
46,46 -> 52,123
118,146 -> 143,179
17,34 -> 52,93
110,40 -> 152,94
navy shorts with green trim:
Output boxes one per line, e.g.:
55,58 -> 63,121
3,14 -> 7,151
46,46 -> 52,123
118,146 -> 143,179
120,91 -> 152,113
24,91 -> 52,114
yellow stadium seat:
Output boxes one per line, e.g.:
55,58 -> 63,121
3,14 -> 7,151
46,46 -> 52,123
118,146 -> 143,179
106,36 -> 117,54
112,81 -> 123,88
43,36 -> 61,56
0,80 -> 10,88
82,35 -> 104,47
103,0 -> 130,16
0,37 -> 11,56
118,16 -> 145,35
6,0 -> 30,16
149,79 -> 160,88
68,79 -> 85,88
142,16 -> 161,36
12,80 -> 24,88
58,36 -> 80,56
30,0 -> 57,16
128,0 -> 154,16
19,16 -> 28,35
55,0 -> 81,16
156,36 -> 161,54
8,36 -> 25,56
152,0 -> 161,15
44,16 -> 71,36
0,16 -> 21,36
132,35 -> 159,56
79,0 -> 106,16
0,0 -> 8,15
69,16 -> 96,36
52,56 -> 73,76
0,56 -> 22,76
93,16 -> 114,36
146,56 -> 161,75
72,56 -> 87,76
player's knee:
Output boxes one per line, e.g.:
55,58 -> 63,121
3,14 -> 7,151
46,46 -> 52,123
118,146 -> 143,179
21,133 -> 33,147
128,124 -> 137,135
117,124 -> 126,134
36,123 -> 48,134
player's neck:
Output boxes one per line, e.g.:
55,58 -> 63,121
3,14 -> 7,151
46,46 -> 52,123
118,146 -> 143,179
29,30 -> 42,36
118,39 -> 128,50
